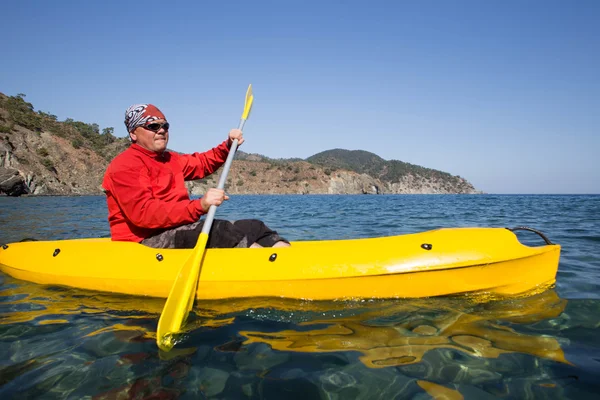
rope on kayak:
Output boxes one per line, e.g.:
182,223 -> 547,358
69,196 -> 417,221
507,226 -> 554,245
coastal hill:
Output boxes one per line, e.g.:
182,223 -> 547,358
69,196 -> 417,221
0,93 -> 480,196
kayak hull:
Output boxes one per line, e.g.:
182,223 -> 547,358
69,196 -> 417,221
0,228 -> 560,300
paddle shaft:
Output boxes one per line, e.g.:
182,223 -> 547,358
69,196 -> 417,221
157,85 -> 252,351
200,119 -> 246,234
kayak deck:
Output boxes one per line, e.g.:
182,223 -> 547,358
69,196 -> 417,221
0,227 -> 561,300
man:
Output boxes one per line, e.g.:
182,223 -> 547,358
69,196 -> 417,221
102,103 -> 290,249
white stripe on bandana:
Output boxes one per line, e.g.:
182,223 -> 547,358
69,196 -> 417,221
124,104 -> 164,133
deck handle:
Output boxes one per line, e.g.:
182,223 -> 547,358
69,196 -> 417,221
507,226 -> 554,245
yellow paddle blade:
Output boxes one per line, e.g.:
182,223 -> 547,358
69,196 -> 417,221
156,232 -> 209,351
241,84 -> 253,120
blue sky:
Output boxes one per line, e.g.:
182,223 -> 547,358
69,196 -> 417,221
1,0 -> 598,194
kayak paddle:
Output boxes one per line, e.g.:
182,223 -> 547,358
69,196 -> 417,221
156,84 -> 254,351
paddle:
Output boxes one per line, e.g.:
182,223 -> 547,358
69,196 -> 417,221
156,85 -> 254,351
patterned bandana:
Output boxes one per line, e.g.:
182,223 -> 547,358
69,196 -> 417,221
124,104 -> 166,133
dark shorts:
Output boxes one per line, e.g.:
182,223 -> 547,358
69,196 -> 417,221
141,219 -> 288,249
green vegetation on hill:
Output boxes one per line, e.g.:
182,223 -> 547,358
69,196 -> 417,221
0,93 -> 128,161
308,149 -> 459,183
307,149 -> 386,176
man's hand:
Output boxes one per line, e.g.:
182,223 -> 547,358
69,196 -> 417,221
228,129 -> 244,147
200,188 -> 229,212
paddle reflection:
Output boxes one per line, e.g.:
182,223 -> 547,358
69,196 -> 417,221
237,289 -> 570,368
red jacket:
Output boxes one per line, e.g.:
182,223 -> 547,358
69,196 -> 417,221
102,141 -> 231,242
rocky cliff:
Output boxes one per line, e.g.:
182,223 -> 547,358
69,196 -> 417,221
0,92 -> 480,196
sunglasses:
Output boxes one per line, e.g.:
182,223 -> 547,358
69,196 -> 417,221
144,122 -> 170,132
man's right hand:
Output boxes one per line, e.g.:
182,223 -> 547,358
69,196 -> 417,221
200,188 -> 229,212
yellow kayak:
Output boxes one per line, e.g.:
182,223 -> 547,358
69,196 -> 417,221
0,227 -> 560,300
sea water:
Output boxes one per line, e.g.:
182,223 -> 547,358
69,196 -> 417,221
0,194 -> 599,398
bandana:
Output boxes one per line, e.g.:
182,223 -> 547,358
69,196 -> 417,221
124,104 -> 166,133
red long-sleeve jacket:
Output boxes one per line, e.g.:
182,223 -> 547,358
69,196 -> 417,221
102,141 -> 231,242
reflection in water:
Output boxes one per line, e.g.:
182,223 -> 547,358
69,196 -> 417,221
238,289 -> 570,368
0,282 -> 163,323
2,279 -> 570,371
417,380 -> 464,400
0,277 -> 578,398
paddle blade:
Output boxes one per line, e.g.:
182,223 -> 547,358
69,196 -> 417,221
241,84 -> 253,120
156,232 -> 209,351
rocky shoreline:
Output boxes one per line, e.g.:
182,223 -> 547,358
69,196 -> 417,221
0,92 -> 481,197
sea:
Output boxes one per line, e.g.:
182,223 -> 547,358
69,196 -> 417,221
0,194 -> 599,399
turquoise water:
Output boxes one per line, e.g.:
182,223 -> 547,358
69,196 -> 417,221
1,194 -> 599,399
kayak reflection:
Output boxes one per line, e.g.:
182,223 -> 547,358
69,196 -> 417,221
238,289 -> 570,368
0,275 -> 570,369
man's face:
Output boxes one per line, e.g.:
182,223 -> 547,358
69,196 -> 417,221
130,119 -> 169,153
